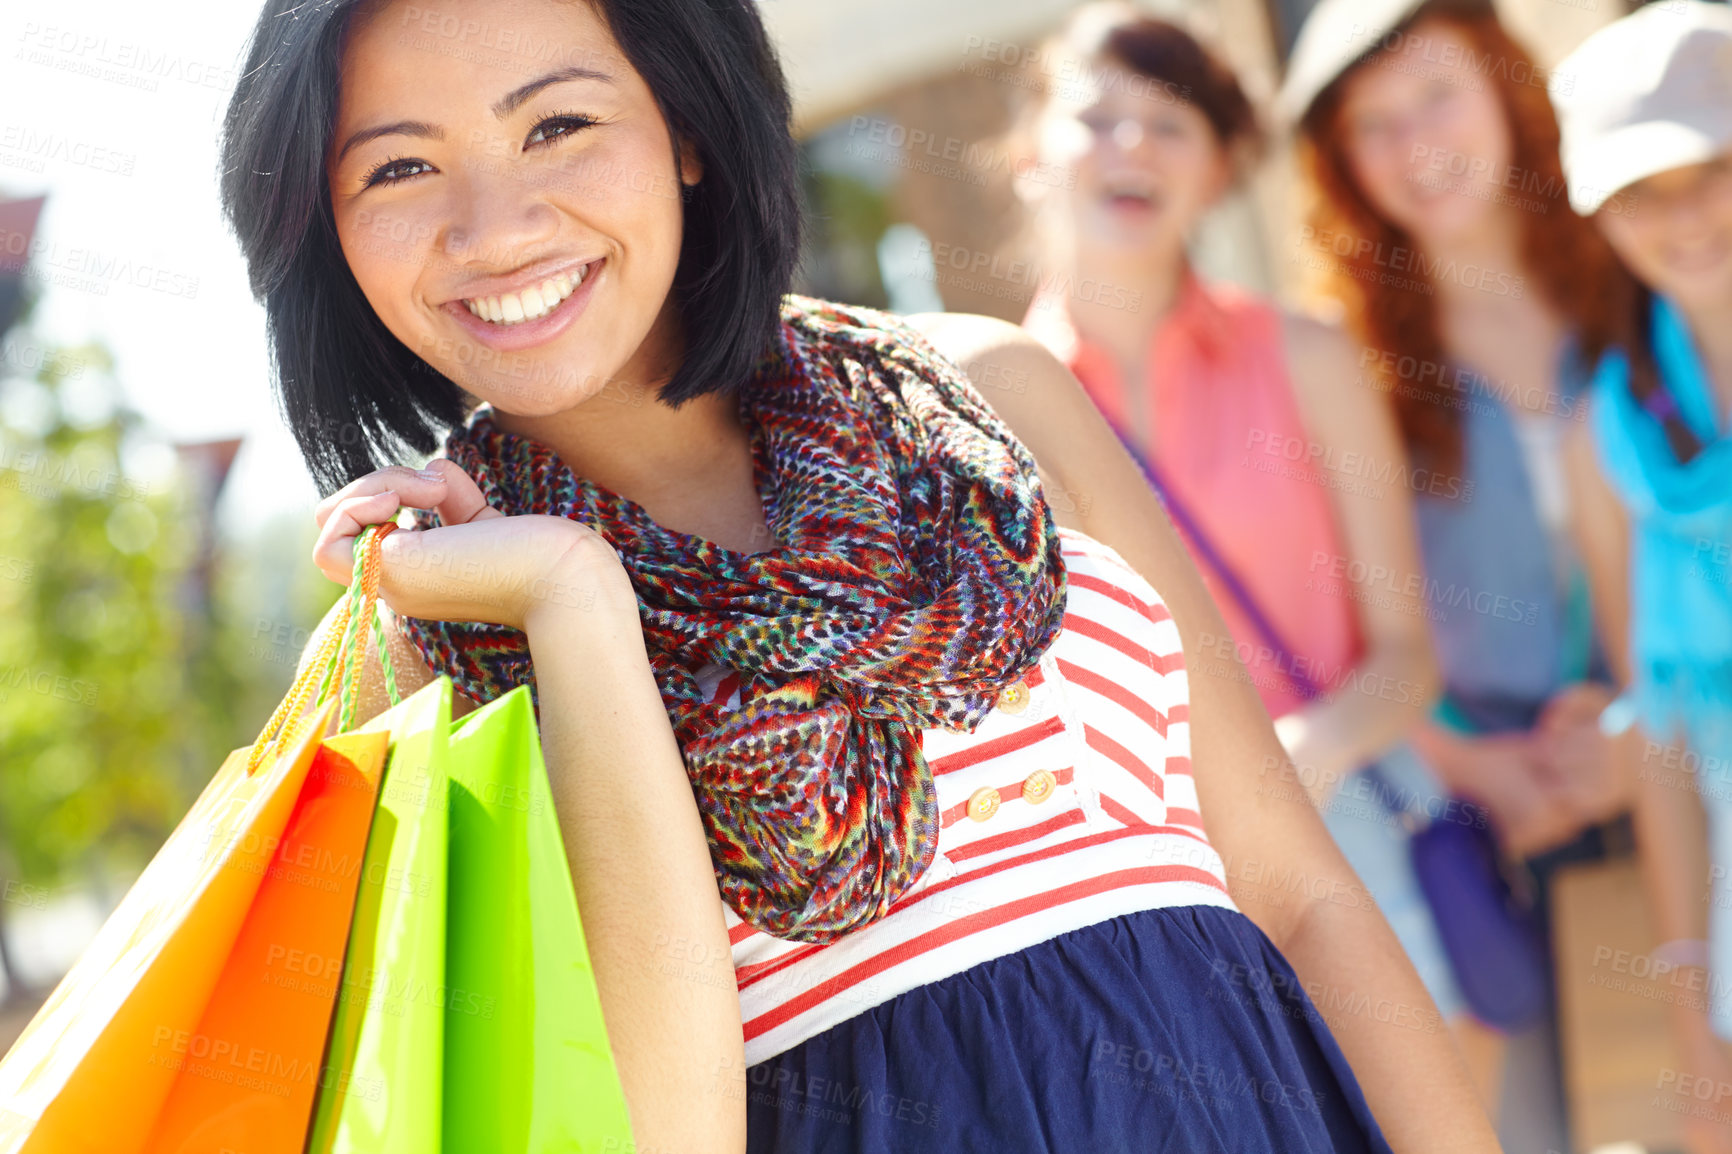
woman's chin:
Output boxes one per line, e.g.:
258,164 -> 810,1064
1391,196 -> 1502,254
1655,259 -> 1732,312
469,373 -> 643,424
1085,202 -> 1184,252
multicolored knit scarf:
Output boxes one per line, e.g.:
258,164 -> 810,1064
400,294 -> 1068,943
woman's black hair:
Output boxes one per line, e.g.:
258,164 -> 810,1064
1624,280 -> 1702,463
220,0 -> 802,494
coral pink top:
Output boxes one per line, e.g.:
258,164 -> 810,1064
1022,271 -> 1362,718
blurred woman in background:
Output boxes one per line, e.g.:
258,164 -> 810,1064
1284,0 -> 1638,1128
1015,0 -> 1477,1065
1549,7 -> 1732,1151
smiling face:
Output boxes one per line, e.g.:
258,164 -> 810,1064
1596,154 -> 1732,313
1333,19 -> 1514,249
1039,57 -> 1230,256
326,0 -> 698,417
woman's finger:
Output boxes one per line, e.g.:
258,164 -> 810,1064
419,457 -> 501,526
312,489 -> 404,584
313,465 -> 451,531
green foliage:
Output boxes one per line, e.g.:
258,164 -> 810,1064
0,337 -> 221,885
0,324 -> 327,887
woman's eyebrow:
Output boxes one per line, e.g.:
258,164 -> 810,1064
492,65 -> 615,119
335,66 -> 615,163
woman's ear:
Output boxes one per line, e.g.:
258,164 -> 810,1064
677,135 -> 704,188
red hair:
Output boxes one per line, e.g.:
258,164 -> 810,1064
1297,3 -> 1630,471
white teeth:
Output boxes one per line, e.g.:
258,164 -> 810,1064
462,263 -> 591,327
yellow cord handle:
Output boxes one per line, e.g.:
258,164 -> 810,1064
245,523 -> 397,775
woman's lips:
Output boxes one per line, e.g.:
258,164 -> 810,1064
1099,183 -> 1165,218
440,257 -> 604,354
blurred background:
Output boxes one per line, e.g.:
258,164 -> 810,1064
0,0 -> 1720,1150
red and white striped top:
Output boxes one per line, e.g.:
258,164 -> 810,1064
697,527 -> 1238,1065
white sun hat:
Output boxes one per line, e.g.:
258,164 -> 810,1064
1275,0 -> 1493,127
1549,0 -> 1732,215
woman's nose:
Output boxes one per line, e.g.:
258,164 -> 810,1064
438,162 -> 560,264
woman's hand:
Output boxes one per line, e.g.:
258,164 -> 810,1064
1412,723 -> 1587,858
1678,1026 -> 1732,1154
315,459 -> 746,1150
1535,681 -> 1633,827
312,458 -> 631,632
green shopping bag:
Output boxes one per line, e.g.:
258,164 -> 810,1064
306,678 -> 451,1154
444,686 -> 634,1150
305,554 -> 633,1151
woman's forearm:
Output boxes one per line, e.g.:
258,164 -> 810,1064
1281,633 -> 1440,797
1281,881 -> 1503,1153
1630,732 -> 1720,1046
525,566 -> 746,1154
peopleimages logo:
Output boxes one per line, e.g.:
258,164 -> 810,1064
1307,552 -> 1540,626
1356,346 -> 1583,420
1341,24 -> 1569,94
1294,226 -> 1526,299
913,241 -> 1142,313
1243,428 -> 1473,501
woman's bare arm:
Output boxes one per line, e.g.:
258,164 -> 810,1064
1565,410 -> 1721,1062
299,471 -> 745,1153
908,312 -> 1499,1154
1279,312 -> 1441,794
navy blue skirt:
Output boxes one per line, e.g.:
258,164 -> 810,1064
744,905 -> 1394,1153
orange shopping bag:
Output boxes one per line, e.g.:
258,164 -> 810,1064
0,525 -> 400,1154
140,728 -> 386,1154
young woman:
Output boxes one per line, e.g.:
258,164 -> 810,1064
1283,0 -> 1636,1113
220,0 -> 1496,1150
1549,7 -> 1732,1152
1014,1 -> 1465,1041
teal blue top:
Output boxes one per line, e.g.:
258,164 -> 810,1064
1590,294 -> 1732,763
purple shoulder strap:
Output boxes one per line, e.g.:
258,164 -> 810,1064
1098,410 -> 1326,703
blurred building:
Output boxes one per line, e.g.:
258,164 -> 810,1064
0,196 -> 46,339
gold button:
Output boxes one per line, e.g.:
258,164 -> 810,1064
1022,768 -> 1057,805
967,787 -> 1001,822
996,678 -> 1030,715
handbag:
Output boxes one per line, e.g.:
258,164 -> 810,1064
1101,412 -> 1550,1030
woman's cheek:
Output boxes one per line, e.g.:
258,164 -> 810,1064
1449,95 -> 1511,179
1349,148 -> 1407,220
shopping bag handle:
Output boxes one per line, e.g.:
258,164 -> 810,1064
245,522 -> 400,774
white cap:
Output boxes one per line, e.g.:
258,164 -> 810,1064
1549,1 -> 1732,215
1276,0 -> 1486,127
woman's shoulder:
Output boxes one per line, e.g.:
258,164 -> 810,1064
896,309 -> 1039,355
1273,306 -> 1382,421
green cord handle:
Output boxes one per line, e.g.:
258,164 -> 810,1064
306,523 -> 400,730
246,521 -> 401,771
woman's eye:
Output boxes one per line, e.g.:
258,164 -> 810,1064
525,113 -> 598,149
1423,80 -> 1458,111
364,156 -> 434,188
1351,115 -> 1392,144
1077,110 -> 1115,135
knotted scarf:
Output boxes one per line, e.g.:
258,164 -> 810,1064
400,294 -> 1069,942
1591,292 -> 1732,761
